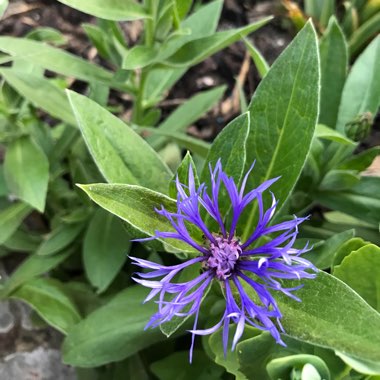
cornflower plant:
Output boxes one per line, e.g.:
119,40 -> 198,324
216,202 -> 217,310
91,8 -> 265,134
131,160 -> 316,360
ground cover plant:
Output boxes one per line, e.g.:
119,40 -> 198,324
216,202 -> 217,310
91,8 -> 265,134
0,1 -> 379,379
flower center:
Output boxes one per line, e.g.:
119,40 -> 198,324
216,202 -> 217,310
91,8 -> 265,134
207,236 -> 242,280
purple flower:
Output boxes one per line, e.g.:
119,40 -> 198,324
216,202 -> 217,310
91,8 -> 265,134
131,160 -> 316,361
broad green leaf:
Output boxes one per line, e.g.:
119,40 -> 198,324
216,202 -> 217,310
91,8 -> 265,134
148,86 -> 226,150
175,0 -> 192,20
11,278 -> 81,334
57,0 -> 149,21
4,136 -> 49,212
242,22 -> 320,240
336,352 -> 380,376
319,170 -> 360,191
1,248 -> 73,297
333,244 -> 380,311
333,237 -> 368,267
0,68 -> 76,125
315,124 -> 355,145
266,355 -> 330,380
349,176 -> 380,199
302,229 -> 355,269
169,152 -> 199,198
336,36 -> 380,133
244,37 -> 269,78
83,209 -> 131,293
150,351 -> 224,380
162,18 -> 272,67
78,183 -> 201,254
142,127 -> 210,158
62,286 -> 166,367
0,37 -> 114,86
0,203 -> 31,244
319,18 -> 348,128
67,91 -> 172,193
37,223 -> 84,256
271,271 -> 380,363
338,147 -> 380,171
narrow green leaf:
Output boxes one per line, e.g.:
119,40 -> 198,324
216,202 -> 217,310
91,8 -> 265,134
243,21 -> 320,239
62,286 -> 166,367
162,17 -> 272,67
272,271 -> 380,363
11,277 -> 81,334
0,37 -> 114,86
319,17 -> 348,128
83,209 -> 131,293
0,0 -> 8,18
0,68 -> 76,125
78,183 -> 201,254
319,170 -> 360,191
0,203 -> 31,245
338,146 -> 380,171
148,86 -> 226,150
349,12 -> 380,56
67,91 -> 172,193
141,127 -> 210,158
1,249 -> 73,296
57,0 -> 149,21
315,124 -> 355,145
123,45 -> 158,70
337,36 -> 380,133
4,136 -> 49,212
244,37 -> 269,78
169,152 -> 199,198
333,244 -> 380,311
37,223 -> 84,256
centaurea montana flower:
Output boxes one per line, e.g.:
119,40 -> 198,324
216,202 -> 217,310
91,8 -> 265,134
131,160 -> 316,361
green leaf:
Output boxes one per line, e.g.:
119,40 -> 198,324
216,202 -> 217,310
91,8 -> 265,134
56,0 -> 149,21
302,229 -> 355,269
62,286 -> 166,367
0,0 -> 8,18
162,17 -> 272,67
266,355 -> 330,380
150,351 -> 224,380
333,237 -> 368,267
271,271 -> 380,364
148,86 -> 226,150
67,91 -> 172,193
319,170 -> 360,191
1,249 -> 73,296
11,278 -> 81,334
338,146 -> 380,171
315,124 -> 355,145
0,37 -> 114,86
244,37 -> 269,78
123,45 -> 158,70
2,229 -> 41,253
336,36 -> 380,133
349,12 -> 380,56
25,27 -> 67,45
142,128 -> 210,158
0,202 -> 31,245
319,18 -> 348,128
83,209 -> 131,293
243,21 -> 320,239
333,244 -> 380,311
78,183 -> 200,254
336,352 -> 380,376
169,152 -> 199,198
37,223 -> 84,256
0,68 -> 76,125
4,136 -> 49,212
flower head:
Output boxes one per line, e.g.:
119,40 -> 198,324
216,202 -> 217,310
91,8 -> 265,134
131,160 -> 316,361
